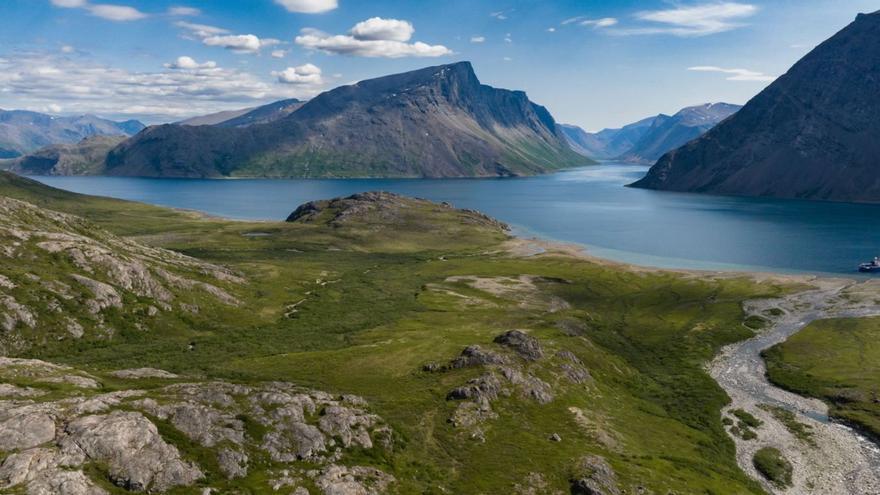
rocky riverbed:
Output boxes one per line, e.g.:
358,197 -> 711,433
710,279 -> 880,494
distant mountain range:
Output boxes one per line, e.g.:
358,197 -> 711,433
0,110 -> 143,158
1,135 -> 125,176
100,62 -> 588,178
632,11 -> 880,202
559,103 -> 740,163
177,98 -> 305,128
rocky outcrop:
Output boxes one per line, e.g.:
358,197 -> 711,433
104,62 -> 591,178
570,455 -> 620,495
0,360 -> 397,494
632,11 -> 880,202
0,194 -> 244,353
494,330 -> 544,361
286,191 -> 510,233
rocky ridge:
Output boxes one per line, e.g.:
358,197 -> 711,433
0,195 -> 244,353
0,358 -> 396,494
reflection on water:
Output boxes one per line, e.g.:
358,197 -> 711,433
30,164 -> 880,275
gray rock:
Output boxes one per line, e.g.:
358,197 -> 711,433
501,367 -> 553,404
0,406 -> 57,450
60,411 -> 203,492
110,368 -> 179,380
217,448 -> 248,479
318,406 -> 376,449
263,421 -> 327,462
313,465 -> 395,495
570,455 -> 620,495
447,373 -> 504,401
494,330 -> 544,361
448,345 -> 508,369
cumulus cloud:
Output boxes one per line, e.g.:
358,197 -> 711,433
619,2 -> 757,36
51,0 -> 148,21
687,65 -> 775,82
168,6 -> 200,16
274,0 -> 337,13
272,63 -> 323,87
0,51 -> 308,120
470,36 -> 485,43
350,18 -> 414,42
271,49 -> 287,58
176,21 -> 280,54
164,56 -> 216,70
61,45 -> 75,53
295,19 -> 451,58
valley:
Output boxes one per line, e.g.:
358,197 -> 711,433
0,171 -> 840,494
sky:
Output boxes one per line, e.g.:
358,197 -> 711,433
0,0 -> 875,130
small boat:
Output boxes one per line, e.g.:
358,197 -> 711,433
859,257 -> 880,273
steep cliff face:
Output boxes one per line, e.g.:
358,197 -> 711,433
106,62 -> 590,178
632,12 -> 880,202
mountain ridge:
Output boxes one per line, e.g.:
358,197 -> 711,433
104,61 -> 591,178
631,11 -> 880,202
0,110 -> 144,158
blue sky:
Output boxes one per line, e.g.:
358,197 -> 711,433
0,0 -> 875,129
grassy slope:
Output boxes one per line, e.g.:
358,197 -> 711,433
0,171 -> 783,493
765,316 -> 880,440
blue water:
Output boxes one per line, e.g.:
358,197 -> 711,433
29,164 -> 880,276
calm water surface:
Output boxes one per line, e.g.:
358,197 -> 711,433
30,164 -> 880,276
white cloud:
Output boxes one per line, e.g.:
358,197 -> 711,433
470,36 -> 485,43
490,10 -> 510,20
271,49 -> 287,58
581,18 -> 618,28
504,33 -> 512,43
0,51 -> 309,121
175,21 -> 229,38
175,22 -> 279,54
45,103 -> 63,113
272,63 -> 323,88
164,56 -> 217,70
351,18 -> 414,42
687,65 -> 775,82
503,56 -> 513,62
50,0 -> 87,7
295,19 -> 452,58
61,45 -> 75,53
274,0 -> 337,13
168,6 -> 200,16
621,2 -> 757,37
86,4 -> 147,21
50,0 -> 148,21
546,28 -> 556,33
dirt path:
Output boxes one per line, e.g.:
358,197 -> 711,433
710,280 -> 880,494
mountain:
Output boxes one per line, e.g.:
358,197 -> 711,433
218,98 -> 305,127
177,98 -> 304,127
0,110 -> 144,158
177,108 -> 254,126
631,11 -> 880,202
2,135 -> 125,176
104,62 -> 591,178
559,116 -> 665,160
618,103 -> 741,164
560,103 -> 739,162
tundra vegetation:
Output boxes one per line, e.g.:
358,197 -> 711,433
0,171 -> 796,494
